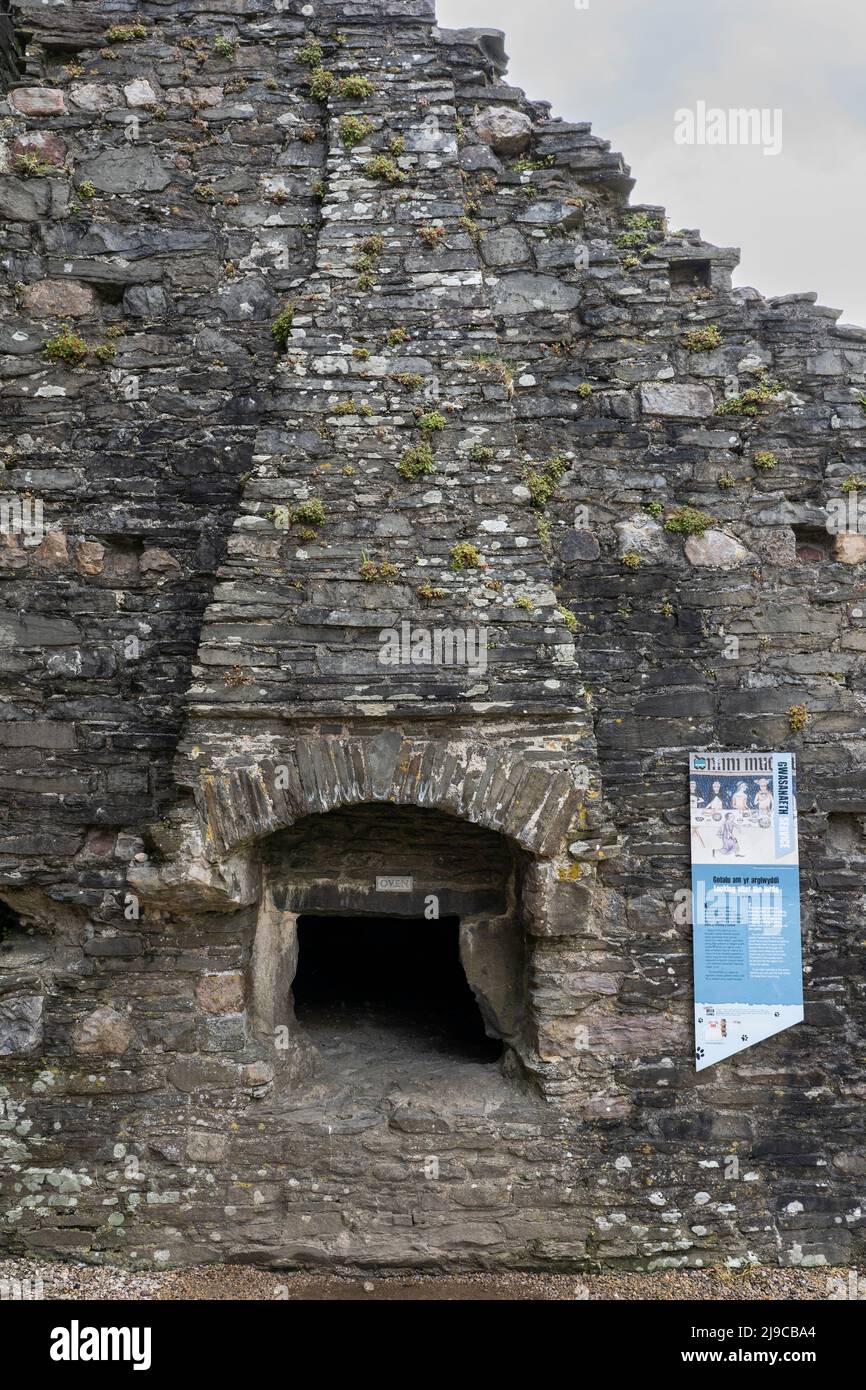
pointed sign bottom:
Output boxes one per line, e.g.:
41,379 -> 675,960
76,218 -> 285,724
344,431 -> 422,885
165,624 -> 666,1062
694,1003 -> 803,1071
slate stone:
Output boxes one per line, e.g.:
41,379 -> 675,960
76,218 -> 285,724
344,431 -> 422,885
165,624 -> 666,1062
561,529 -> 600,563
0,324 -> 43,355
0,177 -> 52,221
79,148 -> 172,194
124,285 -> 169,317
480,227 -> 529,267
491,272 -> 582,315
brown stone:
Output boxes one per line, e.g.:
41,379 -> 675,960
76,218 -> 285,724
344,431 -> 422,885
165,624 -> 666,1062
73,1007 -> 134,1056
832,1151 -> 866,1176
10,88 -> 66,117
79,828 -> 118,860
32,532 -> 69,568
590,1014 -> 688,1054
140,547 -> 182,579
21,279 -> 97,318
833,533 -> 866,564
0,533 -> 27,571
10,132 -> 68,167
579,1095 -> 634,1122
196,972 -> 245,1015
240,1061 -> 274,1087
75,540 -> 105,575
165,86 -> 223,108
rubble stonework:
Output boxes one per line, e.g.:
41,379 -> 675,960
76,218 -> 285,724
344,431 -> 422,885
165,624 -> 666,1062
0,0 -> 863,1272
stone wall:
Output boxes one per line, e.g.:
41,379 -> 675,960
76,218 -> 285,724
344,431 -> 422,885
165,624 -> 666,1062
0,0 -> 863,1272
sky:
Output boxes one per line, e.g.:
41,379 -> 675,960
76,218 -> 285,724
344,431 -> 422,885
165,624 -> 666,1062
436,0 -> 866,326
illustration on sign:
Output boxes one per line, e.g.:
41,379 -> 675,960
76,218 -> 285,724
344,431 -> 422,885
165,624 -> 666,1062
690,751 -> 803,1071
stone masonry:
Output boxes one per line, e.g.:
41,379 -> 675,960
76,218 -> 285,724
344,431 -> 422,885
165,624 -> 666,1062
0,0 -> 864,1272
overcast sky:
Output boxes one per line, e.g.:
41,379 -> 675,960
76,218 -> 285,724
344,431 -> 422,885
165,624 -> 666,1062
437,0 -> 866,325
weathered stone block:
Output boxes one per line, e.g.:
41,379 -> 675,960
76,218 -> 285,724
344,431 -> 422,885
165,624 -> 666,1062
69,83 -> 123,112
186,1131 -> 229,1163
72,1007 -> 134,1056
684,529 -> 750,569
0,994 -> 43,1055
78,148 -> 171,194
196,972 -> 245,1015
472,106 -> 532,156
491,273 -> 582,315
834,533 -> 866,564
10,88 -> 65,117
21,280 -> 97,318
640,383 -> 714,417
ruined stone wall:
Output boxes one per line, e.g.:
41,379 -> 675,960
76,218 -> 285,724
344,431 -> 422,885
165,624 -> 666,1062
0,0 -> 863,1272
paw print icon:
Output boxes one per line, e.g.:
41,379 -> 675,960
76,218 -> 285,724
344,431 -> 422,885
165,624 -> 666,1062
695,1046 -> 705,1061
697,1017 -> 704,1025
740,1034 -> 749,1042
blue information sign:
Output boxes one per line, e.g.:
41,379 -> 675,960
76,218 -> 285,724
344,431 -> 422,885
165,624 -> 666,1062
690,751 -> 803,1070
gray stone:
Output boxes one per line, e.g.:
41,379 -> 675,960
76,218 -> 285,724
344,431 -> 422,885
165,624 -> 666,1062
561,529 -> 600,562
0,995 -> 43,1055
684,529 -> 750,569
215,276 -> 275,322
491,272 -> 582,315
640,383 -> 715,417
0,324 -> 43,355
0,177 -> 52,222
69,83 -> 123,113
472,105 -> 532,155
480,227 -> 529,268
124,285 -> 169,317
78,148 -> 171,194
186,1131 -> 229,1162
615,513 -> 670,561
459,144 -> 503,173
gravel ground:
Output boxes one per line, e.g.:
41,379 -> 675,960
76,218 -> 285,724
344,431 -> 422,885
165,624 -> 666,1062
0,1257 -> 850,1301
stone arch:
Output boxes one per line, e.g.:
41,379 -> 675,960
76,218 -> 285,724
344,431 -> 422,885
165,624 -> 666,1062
194,731 -> 582,862
130,730 -> 583,913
